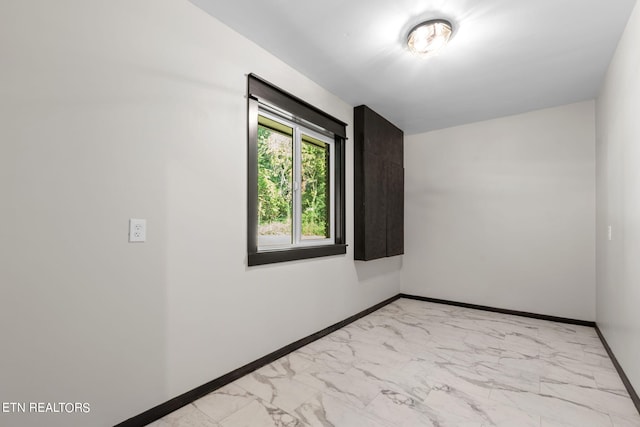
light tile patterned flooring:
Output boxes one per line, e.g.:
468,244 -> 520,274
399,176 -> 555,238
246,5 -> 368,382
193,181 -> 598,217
148,298 -> 640,427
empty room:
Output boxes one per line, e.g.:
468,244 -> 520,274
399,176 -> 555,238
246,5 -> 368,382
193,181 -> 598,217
2,0 -> 640,426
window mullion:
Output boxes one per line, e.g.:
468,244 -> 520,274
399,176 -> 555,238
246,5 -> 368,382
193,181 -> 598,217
329,141 -> 335,240
293,126 -> 302,245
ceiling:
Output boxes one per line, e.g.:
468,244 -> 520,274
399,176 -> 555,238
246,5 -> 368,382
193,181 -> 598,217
189,0 -> 637,134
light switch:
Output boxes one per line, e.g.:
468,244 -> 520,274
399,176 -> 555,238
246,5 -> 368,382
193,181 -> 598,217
129,219 -> 146,242
608,225 -> 612,241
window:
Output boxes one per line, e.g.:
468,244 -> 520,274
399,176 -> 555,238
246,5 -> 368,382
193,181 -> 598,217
247,74 -> 346,266
257,112 -> 334,248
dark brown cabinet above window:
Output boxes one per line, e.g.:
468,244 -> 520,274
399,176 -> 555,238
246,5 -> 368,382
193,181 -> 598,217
354,105 -> 404,261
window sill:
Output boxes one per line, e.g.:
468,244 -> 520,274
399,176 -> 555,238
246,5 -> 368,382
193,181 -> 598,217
248,244 -> 347,266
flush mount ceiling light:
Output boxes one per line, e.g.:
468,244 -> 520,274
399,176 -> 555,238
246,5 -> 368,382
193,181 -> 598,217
407,19 -> 453,56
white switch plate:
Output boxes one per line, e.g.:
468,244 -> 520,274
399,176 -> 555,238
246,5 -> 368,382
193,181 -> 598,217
129,219 -> 146,242
608,225 -> 612,241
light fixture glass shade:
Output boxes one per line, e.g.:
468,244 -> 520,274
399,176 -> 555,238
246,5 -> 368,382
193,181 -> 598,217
407,19 -> 453,56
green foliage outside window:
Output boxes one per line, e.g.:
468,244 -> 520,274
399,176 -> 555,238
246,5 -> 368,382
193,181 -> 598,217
258,125 -> 292,236
258,124 -> 329,239
301,140 -> 329,238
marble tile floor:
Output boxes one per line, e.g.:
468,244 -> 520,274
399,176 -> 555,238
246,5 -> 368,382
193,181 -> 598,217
148,298 -> 640,427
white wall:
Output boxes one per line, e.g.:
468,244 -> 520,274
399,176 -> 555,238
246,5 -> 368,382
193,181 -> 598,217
401,102 -> 596,320
0,1 -> 400,426
596,0 -> 640,395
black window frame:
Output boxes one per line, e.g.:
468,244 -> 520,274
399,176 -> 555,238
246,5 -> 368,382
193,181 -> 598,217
247,74 -> 347,266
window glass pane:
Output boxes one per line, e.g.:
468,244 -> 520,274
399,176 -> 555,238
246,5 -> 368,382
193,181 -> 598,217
301,134 -> 330,240
257,117 -> 293,247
